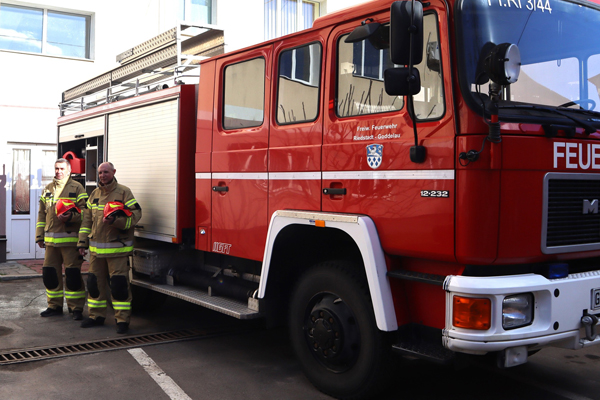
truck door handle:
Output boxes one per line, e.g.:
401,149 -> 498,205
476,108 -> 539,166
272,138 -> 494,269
212,186 -> 229,192
323,188 -> 346,195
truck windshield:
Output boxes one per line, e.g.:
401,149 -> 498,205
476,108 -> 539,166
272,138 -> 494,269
456,0 -> 600,114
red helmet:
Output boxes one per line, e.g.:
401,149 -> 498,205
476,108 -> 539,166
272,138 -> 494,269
56,199 -> 81,216
104,201 -> 132,219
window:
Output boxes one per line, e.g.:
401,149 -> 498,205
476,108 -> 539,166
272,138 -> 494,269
0,4 -> 90,58
353,41 -> 394,81
265,0 -> 320,40
223,58 -> 265,130
278,43 -> 321,124
179,0 -> 212,24
12,149 -> 30,215
413,14 -> 444,120
337,30 -> 403,117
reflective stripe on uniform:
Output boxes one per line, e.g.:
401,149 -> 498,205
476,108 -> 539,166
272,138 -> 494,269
112,301 -> 131,310
90,246 -> 134,254
125,199 -> 138,208
79,227 -> 91,234
87,299 -> 107,308
65,291 -> 86,299
44,231 -> 79,244
45,237 -> 79,244
46,289 -> 64,298
36,222 -> 46,228
90,240 -> 134,254
124,216 -> 132,230
77,193 -> 88,202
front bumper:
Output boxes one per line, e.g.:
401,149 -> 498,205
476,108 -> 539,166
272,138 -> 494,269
443,270 -> 600,355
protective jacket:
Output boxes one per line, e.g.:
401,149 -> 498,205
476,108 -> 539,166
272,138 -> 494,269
78,178 -> 141,258
36,178 -> 88,247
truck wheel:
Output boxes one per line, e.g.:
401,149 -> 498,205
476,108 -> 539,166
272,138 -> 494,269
131,285 -> 167,313
289,261 -> 391,400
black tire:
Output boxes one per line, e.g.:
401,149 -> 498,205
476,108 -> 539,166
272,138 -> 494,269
289,261 -> 391,400
131,284 -> 167,313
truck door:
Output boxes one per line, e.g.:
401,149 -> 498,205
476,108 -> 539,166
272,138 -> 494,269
268,33 -> 328,217
211,46 -> 272,261
322,8 -> 457,261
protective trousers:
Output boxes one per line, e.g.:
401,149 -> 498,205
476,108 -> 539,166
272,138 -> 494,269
42,246 -> 86,311
86,255 -> 132,324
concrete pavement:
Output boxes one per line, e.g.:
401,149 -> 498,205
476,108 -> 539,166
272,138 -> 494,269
0,259 -> 89,281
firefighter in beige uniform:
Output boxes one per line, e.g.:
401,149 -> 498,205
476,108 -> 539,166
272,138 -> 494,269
36,158 -> 88,320
78,162 -> 141,334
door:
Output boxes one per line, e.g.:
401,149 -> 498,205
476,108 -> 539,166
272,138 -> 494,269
5,144 -> 56,260
322,9 -> 456,260
211,46 -> 272,261
268,33 -> 328,218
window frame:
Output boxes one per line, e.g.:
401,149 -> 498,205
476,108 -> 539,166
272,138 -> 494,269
0,3 -> 91,59
264,0 -> 321,40
335,28 -> 404,119
222,56 -> 267,131
179,0 -> 213,25
276,41 -> 322,126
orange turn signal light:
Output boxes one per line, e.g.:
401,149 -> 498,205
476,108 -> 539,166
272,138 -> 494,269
314,220 -> 326,227
453,296 -> 491,330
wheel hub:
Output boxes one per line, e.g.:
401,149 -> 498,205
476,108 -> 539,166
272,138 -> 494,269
303,294 -> 360,372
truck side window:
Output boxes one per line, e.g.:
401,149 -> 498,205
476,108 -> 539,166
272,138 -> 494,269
277,42 -> 322,124
223,57 -> 265,129
337,27 -> 403,117
414,13 -> 444,121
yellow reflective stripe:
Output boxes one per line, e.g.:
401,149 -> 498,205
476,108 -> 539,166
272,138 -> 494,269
79,227 -> 91,234
98,205 -> 105,210
87,299 -> 107,307
90,246 -> 134,254
44,237 -> 78,244
112,301 -> 131,310
36,222 -> 46,227
125,199 -> 137,207
46,289 -> 64,298
87,200 -> 92,208
65,291 -> 86,299
77,193 -> 88,201
125,216 -> 132,230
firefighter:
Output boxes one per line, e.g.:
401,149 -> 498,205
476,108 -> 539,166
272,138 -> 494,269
36,158 -> 88,320
78,162 -> 141,334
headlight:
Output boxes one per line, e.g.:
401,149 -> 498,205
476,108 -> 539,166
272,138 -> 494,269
502,293 -> 534,330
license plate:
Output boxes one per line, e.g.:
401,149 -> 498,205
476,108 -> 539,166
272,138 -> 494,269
593,288 -> 600,311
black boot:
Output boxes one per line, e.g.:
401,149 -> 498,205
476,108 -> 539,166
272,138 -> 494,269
116,322 -> 129,334
72,310 -> 83,320
40,307 -> 63,317
80,317 -> 105,328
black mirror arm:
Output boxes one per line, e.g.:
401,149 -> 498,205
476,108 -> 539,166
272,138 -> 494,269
408,0 -> 426,163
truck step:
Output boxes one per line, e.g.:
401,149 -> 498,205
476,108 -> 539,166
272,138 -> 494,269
131,276 -> 263,320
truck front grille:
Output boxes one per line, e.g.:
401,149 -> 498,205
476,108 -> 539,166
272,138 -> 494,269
543,173 -> 600,254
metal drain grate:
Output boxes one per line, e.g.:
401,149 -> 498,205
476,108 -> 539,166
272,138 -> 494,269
0,329 -> 221,366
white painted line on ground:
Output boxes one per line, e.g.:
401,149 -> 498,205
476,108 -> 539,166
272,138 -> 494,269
128,348 -> 192,400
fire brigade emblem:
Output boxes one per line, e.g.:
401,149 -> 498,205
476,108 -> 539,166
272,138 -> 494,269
366,144 -> 383,169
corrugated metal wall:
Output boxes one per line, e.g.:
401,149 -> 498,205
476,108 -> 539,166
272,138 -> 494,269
107,100 -> 179,241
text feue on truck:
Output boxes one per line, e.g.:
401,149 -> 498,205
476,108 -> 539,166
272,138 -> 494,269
57,0 -> 600,398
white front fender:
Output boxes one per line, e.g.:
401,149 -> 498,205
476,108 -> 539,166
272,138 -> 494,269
258,210 -> 398,331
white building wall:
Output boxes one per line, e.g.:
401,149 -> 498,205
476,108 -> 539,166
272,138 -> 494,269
0,0 -> 375,258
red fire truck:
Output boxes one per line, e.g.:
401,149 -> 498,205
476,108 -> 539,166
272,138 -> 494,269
58,0 -> 600,398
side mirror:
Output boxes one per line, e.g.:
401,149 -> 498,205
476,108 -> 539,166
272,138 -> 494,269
390,0 -> 423,66
384,67 -> 421,96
